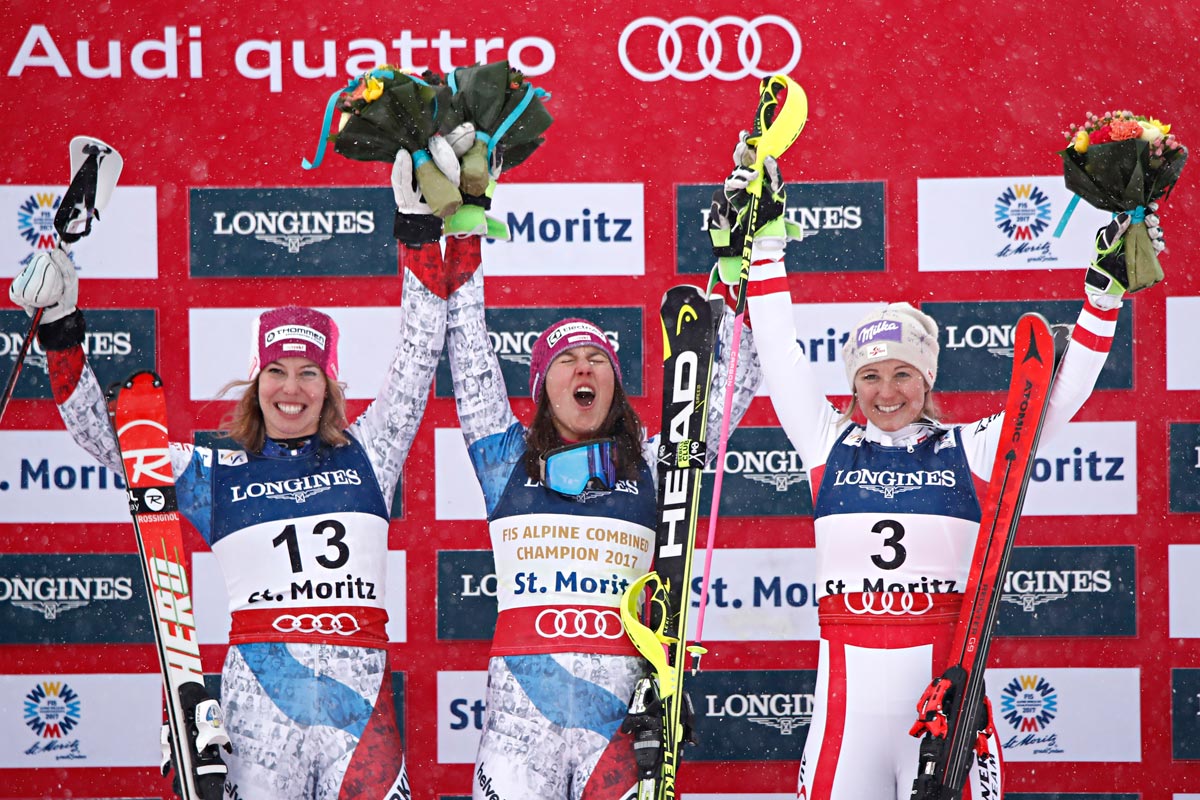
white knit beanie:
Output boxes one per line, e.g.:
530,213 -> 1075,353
842,302 -> 940,389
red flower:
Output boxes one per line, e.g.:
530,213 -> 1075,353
1089,124 -> 1112,145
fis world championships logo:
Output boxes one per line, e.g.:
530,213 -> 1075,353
994,183 -> 1056,262
17,191 -> 61,256
995,184 -> 1052,241
1000,673 -> 1058,733
999,673 -> 1063,755
23,680 -> 85,759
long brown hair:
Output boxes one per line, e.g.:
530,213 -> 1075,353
522,381 -> 645,483
218,376 -> 350,453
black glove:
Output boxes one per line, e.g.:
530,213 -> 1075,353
391,150 -> 442,247
706,151 -> 792,292
1083,213 -> 1133,310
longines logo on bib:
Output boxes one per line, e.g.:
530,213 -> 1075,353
229,469 -> 362,503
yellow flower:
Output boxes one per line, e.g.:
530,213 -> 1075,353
1146,117 -> 1171,135
1072,129 -> 1089,153
364,76 -> 384,103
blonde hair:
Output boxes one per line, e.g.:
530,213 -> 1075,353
218,375 -> 350,453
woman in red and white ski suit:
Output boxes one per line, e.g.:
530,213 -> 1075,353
729,157 -> 1137,799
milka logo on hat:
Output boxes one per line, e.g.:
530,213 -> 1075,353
265,324 -> 327,351
546,321 -> 605,347
856,319 -> 902,347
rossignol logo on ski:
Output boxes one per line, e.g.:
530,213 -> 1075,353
115,417 -> 172,484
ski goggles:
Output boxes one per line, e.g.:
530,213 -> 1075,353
540,439 -> 617,497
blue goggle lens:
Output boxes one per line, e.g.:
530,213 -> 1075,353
543,440 -> 616,496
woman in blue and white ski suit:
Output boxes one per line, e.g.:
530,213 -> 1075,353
10,244 -> 454,799
433,227 -> 761,800
732,153 -> 1138,799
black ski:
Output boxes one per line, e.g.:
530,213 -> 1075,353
909,313 -> 1062,799
621,285 -> 721,800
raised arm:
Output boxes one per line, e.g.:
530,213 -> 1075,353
348,261 -> 449,503
444,236 -> 519,447
711,157 -> 849,469
959,215 -> 1143,474
10,249 -> 124,472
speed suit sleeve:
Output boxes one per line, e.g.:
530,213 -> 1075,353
45,329 -> 208,531
702,298 -> 764,467
744,255 -> 852,480
955,299 -> 1121,477
445,257 -> 519,448
347,268 -> 448,508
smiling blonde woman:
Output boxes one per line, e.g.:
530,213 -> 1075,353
736,149 -> 1142,799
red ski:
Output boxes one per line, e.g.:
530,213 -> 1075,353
909,313 -> 1061,799
109,371 -> 229,800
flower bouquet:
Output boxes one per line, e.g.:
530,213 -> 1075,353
302,67 -> 462,218
1059,110 -> 1187,292
439,60 -> 552,195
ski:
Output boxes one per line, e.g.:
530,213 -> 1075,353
108,371 -> 229,800
909,313 -> 1062,799
620,285 -> 721,800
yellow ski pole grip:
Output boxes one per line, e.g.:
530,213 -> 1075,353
745,74 -> 809,196
621,572 -> 677,698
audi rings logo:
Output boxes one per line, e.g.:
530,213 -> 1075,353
844,591 -> 935,616
272,612 -> 361,636
618,15 -> 802,82
535,608 -> 625,639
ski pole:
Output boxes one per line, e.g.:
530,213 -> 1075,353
0,137 -> 121,427
691,75 -> 808,673
0,307 -> 45,424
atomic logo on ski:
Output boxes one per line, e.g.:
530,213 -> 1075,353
1020,322 -> 1046,365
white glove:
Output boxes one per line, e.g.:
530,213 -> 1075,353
1146,201 -> 1166,253
445,122 -> 477,157
9,247 -> 78,324
732,129 -> 755,170
390,150 -> 433,216
427,134 -> 461,188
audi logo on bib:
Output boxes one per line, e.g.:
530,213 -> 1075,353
618,15 -> 802,82
272,612 -> 362,636
845,591 -> 935,616
535,608 -> 625,639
